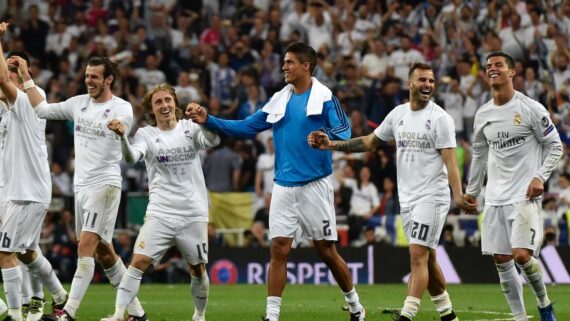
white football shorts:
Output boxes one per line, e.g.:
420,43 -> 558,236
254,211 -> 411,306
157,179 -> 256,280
401,200 -> 449,249
74,184 -> 121,244
0,201 -> 49,253
133,215 -> 208,266
481,199 -> 543,256
269,175 -> 337,241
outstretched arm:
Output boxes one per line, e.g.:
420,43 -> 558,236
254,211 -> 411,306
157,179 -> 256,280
187,102 -> 271,138
308,131 -> 382,152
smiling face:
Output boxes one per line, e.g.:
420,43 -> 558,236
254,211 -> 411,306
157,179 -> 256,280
408,68 -> 435,106
485,55 -> 515,89
85,64 -> 111,100
282,52 -> 310,85
150,90 -> 177,125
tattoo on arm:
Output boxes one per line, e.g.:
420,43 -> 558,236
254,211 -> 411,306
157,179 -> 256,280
331,137 -> 370,152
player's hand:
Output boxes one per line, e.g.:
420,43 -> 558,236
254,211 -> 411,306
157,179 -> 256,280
6,56 -> 31,80
461,194 -> 478,214
0,22 -> 8,38
107,119 -> 127,136
526,177 -> 544,199
186,102 -> 208,124
307,130 -> 330,149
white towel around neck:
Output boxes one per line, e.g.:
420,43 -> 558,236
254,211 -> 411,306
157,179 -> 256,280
262,77 -> 332,123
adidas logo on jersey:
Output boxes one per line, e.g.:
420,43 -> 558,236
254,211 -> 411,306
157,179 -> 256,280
398,120 -> 404,126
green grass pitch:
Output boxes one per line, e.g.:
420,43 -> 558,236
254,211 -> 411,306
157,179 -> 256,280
3,284 -> 569,320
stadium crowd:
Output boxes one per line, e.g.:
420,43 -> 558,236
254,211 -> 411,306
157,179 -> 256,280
1,0 -> 570,281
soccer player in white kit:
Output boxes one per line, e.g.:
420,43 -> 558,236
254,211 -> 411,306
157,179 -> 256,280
101,84 -> 219,321
17,56 -> 147,321
465,51 -> 560,321
0,22 -> 69,321
309,62 -> 476,321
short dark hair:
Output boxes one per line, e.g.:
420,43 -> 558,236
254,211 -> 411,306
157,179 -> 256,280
7,51 -> 31,66
87,56 -> 120,88
285,42 -> 317,74
486,51 -> 515,69
408,62 -> 433,79
142,83 -> 181,127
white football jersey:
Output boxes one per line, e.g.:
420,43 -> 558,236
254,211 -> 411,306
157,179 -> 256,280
3,89 -> 51,203
35,94 -> 133,190
466,91 -> 560,205
374,101 -> 456,207
130,119 -> 219,220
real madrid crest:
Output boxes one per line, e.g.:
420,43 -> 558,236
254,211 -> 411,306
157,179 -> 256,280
514,113 -> 521,125
139,241 -> 145,249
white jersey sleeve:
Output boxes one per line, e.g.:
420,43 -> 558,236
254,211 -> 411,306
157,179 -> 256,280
465,109 -> 490,197
434,113 -> 456,149
34,95 -> 77,120
130,129 -> 149,163
525,97 -> 563,182
192,123 -> 220,150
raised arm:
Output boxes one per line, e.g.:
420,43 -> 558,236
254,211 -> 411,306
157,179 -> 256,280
0,22 -> 17,105
12,56 -> 44,108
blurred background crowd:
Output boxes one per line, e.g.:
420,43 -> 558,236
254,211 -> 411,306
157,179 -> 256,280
1,0 -> 570,282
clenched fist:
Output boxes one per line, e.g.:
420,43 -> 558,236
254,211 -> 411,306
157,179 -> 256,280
108,119 -> 127,136
186,102 -> 208,124
307,130 -> 330,149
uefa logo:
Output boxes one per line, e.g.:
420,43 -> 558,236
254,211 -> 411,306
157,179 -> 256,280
209,259 -> 238,284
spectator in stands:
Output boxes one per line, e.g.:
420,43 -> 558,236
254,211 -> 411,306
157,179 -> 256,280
360,39 -> 389,87
174,71 -> 204,106
250,193 -> 271,247
51,209 -> 78,282
389,35 -> 425,86
236,84 -> 264,120
255,136 -> 275,198
301,0 -> 333,53
203,138 -> 242,192
210,51 -> 236,108
135,54 -> 166,91
378,176 -> 399,216
338,165 -> 380,242
337,63 -> 366,114
19,4 -> 49,60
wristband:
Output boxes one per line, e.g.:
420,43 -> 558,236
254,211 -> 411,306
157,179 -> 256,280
23,79 -> 35,91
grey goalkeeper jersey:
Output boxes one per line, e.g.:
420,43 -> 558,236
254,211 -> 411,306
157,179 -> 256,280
466,91 -> 562,205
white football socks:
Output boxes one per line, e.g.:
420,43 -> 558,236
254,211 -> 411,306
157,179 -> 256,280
496,261 -> 528,321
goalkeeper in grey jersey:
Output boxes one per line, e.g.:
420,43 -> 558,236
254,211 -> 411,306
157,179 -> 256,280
465,51 -> 561,321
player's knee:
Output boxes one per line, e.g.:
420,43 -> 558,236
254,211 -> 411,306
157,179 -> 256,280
409,245 -> 429,266
189,263 -> 206,277
512,249 -> 532,265
130,255 -> 152,272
